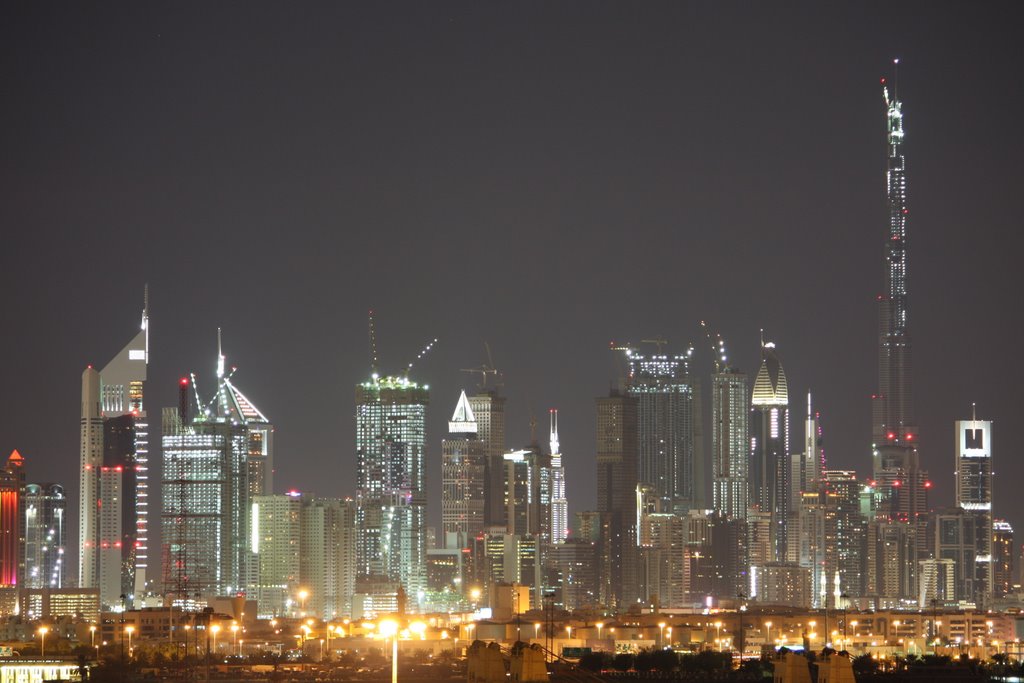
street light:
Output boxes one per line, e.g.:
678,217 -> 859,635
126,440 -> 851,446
231,623 -> 239,655
298,589 -> 310,617
667,627 -> 673,648
89,624 -> 97,649
765,622 -> 773,650
566,625 -> 572,640
715,621 -> 722,650
597,622 -> 604,641
38,626 -> 48,658
211,624 -> 221,654
379,619 -> 399,683
534,623 -> 541,640
658,622 -> 666,649
125,626 -> 135,658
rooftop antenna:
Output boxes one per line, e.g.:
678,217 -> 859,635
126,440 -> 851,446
759,328 -> 766,349
216,328 -> 225,379
368,310 -> 379,375
972,402 -> 976,421
893,57 -> 900,101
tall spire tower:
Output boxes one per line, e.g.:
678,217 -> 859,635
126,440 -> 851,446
874,59 -> 914,445
870,64 -> 929,603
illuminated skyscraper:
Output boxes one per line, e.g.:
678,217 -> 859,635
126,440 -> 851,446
441,391 -> 486,548
0,451 -> 23,587
871,66 -> 929,532
22,482 -> 66,589
992,520 -> 1014,599
954,412 -> 993,608
549,409 -> 568,544
620,343 -> 701,513
355,373 -> 428,608
749,338 -> 790,561
161,333 -> 269,599
711,350 -> 748,520
79,291 -> 149,608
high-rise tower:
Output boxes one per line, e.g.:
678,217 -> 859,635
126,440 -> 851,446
23,482 -> 66,589
79,290 -> 149,608
709,333 -> 749,521
595,389 -> 639,608
355,374 -> 429,608
161,332 -> 269,600
619,343 -> 700,514
441,391 -> 486,548
749,338 -> 790,562
549,409 -> 568,543
871,64 -> 929,535
953,411 -> 993,608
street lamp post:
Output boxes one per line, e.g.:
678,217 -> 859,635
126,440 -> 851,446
298,589 -> 309,617
380,619 -> 398,683
211,624 -> 221,655
597,622 -> 604,642
38,626 -> 48,658
738,592 -> 747,660
715,622 -> 723,651
658,622 -> 666,649
534,623 -> 541,640
231,623 -> 239,656
765,622 -> 773,651
125,626 -> 134,659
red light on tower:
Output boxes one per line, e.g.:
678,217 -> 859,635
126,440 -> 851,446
905,433 -> 913,441
179,377 -> 189,386
887,432 -> 896,440
925,481 -> 932,488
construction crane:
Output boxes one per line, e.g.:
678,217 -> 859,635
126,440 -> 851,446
641,337 -> 669,354
461,342 -> 503,391
700,320 -> 729,373
404,338 -> 438,378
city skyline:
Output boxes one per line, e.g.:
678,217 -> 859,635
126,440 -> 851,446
3,3 -> 1024,584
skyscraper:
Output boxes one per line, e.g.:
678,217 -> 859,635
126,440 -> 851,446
0,451 -> 23,587
355,373 -> 428,609
711,348 -> 749,520
620,344 -> 700,514
954,412 -> 993,608
549,409 -> 568,544
79,292 -> 149,608
441,391 -> 486,548
467,389 -> 506,527
22,482 -> 66,589
161,333 -> 269,600
595,390 -> 638,608
749,339 -> 790,561
871,68 -> 929,531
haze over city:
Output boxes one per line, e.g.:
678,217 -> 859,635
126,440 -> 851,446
3,2 -> 1024,616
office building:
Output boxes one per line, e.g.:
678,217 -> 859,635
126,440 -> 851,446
992,520 -> 1013,599
355,373 -> 428,609
161,334 -> 269,600
953,413 -> 993,608
749,339 -> 790,562
441,391 -> 486,549
0,452 -> 23,588
22,483 -> 66,589
711,358 -> 748,521
549,410 -> 568,544
467,390 -> 506,528
595,390 -> 639,608
78,292 -> 149,609
620,344 -> 701,513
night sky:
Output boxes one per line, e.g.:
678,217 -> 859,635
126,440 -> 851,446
3,3 -> 1024,577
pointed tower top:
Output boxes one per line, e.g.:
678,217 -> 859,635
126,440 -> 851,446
752,340 -> 789,407
216,328 -> 225,379
7,450 -> 24,467
972,402 -> 977,421
448,390 -> 478,434
549,409 -> 560,456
